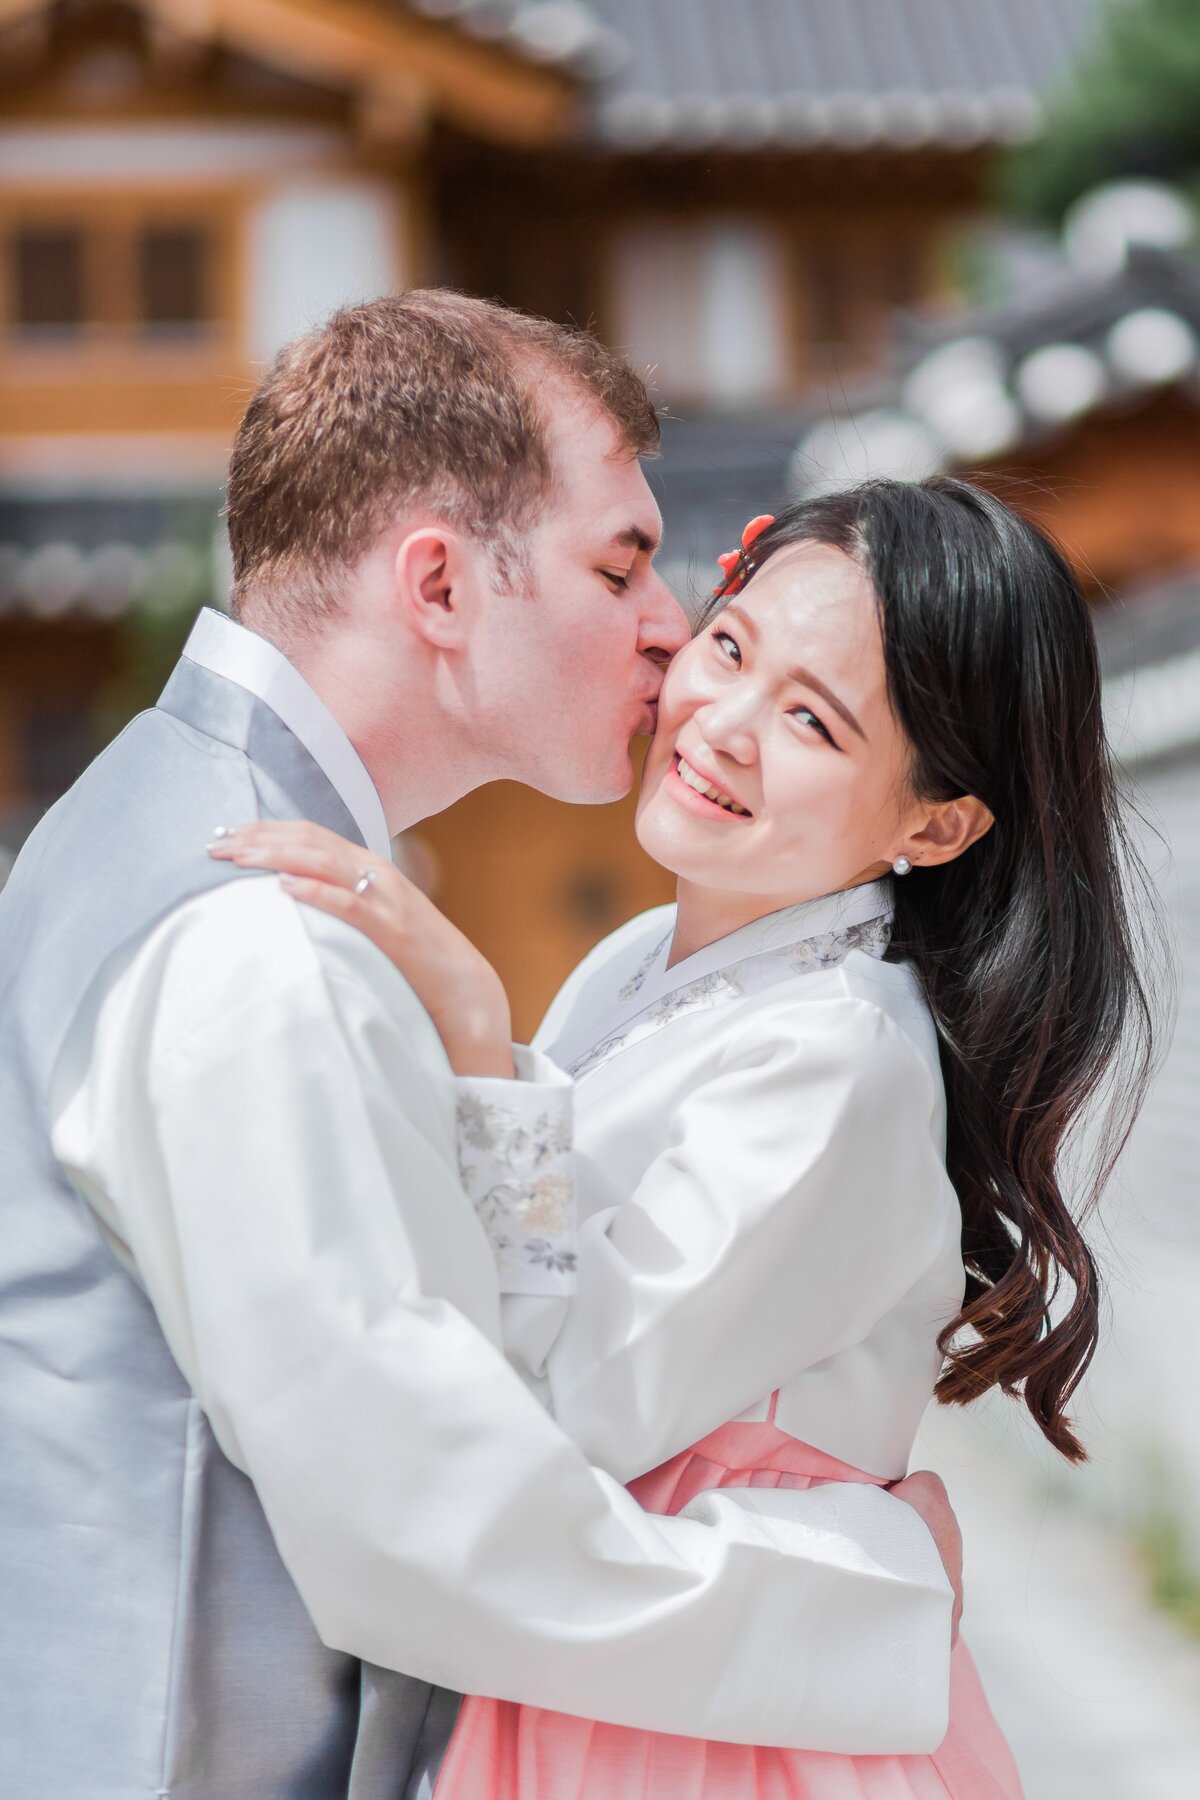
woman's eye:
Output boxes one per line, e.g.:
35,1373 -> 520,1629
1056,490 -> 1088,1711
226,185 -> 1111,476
711,628 -> 741,663
790,706 -> 836,747
602,568 -> 631,590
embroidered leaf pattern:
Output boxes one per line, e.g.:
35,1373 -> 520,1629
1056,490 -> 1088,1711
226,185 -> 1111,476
455,1088 -> 575,1286
789,915 -> 891,974
569,913 -> 892,1080
618,931 -> 672,1002
526,1238 -> 578,1274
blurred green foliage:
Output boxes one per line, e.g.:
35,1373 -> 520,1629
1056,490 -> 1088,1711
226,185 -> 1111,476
93,506 -> 221,744
1135,1497 -> 1200,1637
1129,1445 -> 1200,1640
1001,0 -> 1200,224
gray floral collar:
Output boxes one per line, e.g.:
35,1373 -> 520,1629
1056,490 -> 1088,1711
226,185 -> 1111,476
558,882 -> 893,1081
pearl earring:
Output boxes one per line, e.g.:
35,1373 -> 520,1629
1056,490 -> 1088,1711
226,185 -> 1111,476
892,855 -> 913,877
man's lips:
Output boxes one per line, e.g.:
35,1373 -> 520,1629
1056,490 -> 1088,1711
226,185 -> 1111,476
635,696 -> 660,736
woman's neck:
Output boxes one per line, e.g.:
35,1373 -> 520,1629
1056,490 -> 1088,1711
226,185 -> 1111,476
667,882 -> 794,968
667,870 -> 885,969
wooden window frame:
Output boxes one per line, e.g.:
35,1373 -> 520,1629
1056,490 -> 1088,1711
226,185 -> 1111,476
0,186 -> 242,376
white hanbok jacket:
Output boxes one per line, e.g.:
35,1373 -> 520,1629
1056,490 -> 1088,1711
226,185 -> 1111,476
462,879 -> 966,1488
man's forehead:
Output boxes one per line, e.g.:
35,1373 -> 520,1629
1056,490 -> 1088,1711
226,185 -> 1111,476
542,394 -> 662,548
548,390 -> 648,468
596,447 -> 662,551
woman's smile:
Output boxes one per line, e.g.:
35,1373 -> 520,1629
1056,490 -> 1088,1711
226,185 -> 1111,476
667,751 -> 754,818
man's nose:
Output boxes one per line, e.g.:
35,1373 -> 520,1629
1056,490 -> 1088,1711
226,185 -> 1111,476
638,572 -> 691,663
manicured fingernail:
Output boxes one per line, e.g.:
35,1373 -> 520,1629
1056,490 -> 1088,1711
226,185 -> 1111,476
209,824 -> 236,840
279,874 -> 302,893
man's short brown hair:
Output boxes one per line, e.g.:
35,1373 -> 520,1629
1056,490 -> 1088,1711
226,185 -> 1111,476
225,289 -> 660,639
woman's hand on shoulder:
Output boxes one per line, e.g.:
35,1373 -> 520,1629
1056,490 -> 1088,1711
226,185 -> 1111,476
207,820 -> 514,1077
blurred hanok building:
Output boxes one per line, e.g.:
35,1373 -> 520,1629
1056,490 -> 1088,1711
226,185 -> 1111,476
0,0 -> 1160,1030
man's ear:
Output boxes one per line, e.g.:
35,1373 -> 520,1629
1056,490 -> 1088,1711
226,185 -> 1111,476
394,528 -> 476,650
901,794 -> 995,871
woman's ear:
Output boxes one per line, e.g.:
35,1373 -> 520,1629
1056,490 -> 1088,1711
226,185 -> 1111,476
394,528 -> 475,650
902,795 -> 995,870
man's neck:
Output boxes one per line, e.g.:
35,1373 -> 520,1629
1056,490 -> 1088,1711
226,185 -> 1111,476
284,632 -> 483,836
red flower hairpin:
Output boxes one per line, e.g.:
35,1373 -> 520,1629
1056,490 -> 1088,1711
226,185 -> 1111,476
714,514 -> 774,597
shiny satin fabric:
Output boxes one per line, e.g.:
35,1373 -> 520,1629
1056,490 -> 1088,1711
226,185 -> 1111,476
0,655 -> 458,1797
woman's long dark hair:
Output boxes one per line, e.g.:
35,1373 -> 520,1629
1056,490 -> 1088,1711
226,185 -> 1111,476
705,476 -> 1160,1462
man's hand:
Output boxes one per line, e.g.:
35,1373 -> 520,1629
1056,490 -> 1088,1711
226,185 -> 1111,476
888,1470 -> 962,1645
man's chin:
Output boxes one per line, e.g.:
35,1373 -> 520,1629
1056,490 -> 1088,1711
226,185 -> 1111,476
534,758 -> 634,808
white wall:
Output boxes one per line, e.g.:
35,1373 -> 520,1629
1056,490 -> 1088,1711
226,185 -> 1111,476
611,216 -> 790,407
0,122 -> 346,184
244,179 -> 407,365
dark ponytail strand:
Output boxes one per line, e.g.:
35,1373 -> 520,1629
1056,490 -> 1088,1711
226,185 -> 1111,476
707,476 -> 1161,1461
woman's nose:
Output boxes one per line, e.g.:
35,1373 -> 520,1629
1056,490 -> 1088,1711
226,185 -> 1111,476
696,689 -> 759,763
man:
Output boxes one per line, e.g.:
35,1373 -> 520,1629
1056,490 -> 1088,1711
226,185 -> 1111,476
0,292 -> 960,1798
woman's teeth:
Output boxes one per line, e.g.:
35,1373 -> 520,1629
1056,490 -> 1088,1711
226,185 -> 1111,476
675,755 -> 750,816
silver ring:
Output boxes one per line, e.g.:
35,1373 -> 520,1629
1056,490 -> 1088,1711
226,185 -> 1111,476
354,868 -> 377,896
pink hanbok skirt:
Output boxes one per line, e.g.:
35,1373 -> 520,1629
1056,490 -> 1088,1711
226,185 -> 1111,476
434,1408 -> 1024,1798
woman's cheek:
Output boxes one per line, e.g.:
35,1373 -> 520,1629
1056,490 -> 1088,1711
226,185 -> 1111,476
664,641 -> 712,710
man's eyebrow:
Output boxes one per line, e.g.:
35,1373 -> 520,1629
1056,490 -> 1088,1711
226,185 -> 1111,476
611,523 -> 660,556
722,604 -> 866,742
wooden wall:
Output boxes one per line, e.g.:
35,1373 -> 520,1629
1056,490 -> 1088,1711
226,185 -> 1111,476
0,618 -> 120,820
432,137 -> 986,391
975,391 -> 1200,595
418,747 -> 674,1042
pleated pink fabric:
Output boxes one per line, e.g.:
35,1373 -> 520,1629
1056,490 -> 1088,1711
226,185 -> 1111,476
434,1408 -> 1024,1799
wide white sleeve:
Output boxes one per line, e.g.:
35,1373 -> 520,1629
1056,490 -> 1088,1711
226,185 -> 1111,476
449,910 -> 673,1298
51,884 -> 953,1753
502,997 -> 953,1483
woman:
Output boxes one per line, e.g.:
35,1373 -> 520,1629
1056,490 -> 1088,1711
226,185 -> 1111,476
212,478 -> 1155,1796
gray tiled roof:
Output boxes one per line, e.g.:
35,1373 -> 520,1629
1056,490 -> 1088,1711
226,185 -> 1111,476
1097,562 -> 1200,767
402,1 -> 626,77
584,0 -> 1101,148
1095,562 -> 1200,681
791,243 -> 1200,497
895,244 -> 1200,376
401,0 -> 1101,149
0,495 -> 218,621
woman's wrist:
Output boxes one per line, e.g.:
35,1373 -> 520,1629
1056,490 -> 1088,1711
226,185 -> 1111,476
445,1010 -> 516,1077
448,1039 -> 517,1078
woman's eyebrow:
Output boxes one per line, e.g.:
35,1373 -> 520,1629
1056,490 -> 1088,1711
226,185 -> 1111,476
723,602 -> 759,638
788,664 -> 867,742
723,602 -> 866,741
